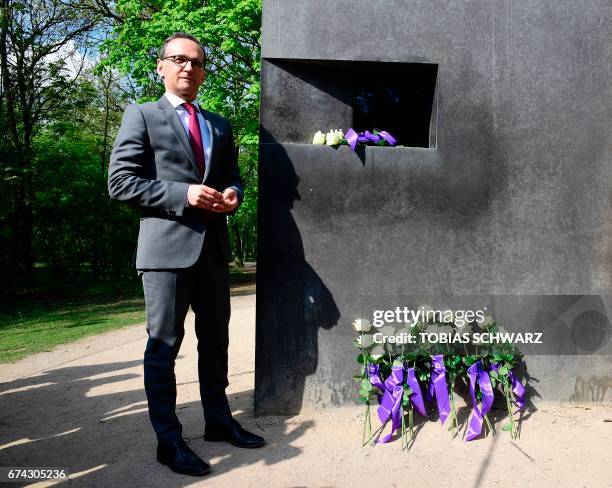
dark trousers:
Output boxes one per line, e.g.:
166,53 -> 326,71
140,230 -> 232,444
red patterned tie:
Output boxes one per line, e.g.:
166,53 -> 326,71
183,102 -> 205,177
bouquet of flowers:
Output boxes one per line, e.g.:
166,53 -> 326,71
353,311 -> 527,448
312,128 -> 398,151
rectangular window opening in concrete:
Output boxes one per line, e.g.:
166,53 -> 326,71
261,58 -> 438,148
352,63 -> 438,148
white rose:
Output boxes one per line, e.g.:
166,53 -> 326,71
472,315 -> 494,331
312,131 -> 326,144
418,305 -> 436,323
441,309 -> 454,323
353,318 -> 371,332
480,315 -> 495,328
326,130 -> 340,146
438,325 -> 454,335
335,129 -> 344,139
380,325 -> 396,338
357,334 -> 374,348
370,345 -> 385,360
424,324 -> 443,335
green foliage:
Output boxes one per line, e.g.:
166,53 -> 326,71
0,0 -> 105,283
99,0 -> 261,145
32,120 -> 139,280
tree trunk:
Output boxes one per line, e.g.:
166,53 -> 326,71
231,220 -> 244,268
100,71 -> 112,174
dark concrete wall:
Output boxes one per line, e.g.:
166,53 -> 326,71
255,0 -> 612,414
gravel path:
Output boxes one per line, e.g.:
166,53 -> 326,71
1,293 -> 610,487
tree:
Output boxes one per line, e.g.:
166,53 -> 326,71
0,0 -> 102,283
33,114 -> 139,281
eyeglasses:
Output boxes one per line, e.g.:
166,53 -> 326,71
162,55 -> 205,70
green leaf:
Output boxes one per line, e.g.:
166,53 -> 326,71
501,423 -> 513,431
498,366 -> 508,376
357,353 -> 365,364
464,356 -> 477,366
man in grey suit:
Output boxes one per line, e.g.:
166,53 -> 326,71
108,32 -> 264,477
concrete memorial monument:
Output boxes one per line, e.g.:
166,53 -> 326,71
255,0 -> 611,415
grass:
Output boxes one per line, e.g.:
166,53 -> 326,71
0,266 -> 256,364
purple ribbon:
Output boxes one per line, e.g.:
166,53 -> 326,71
375,365 -> 404,443
511,372 -> 526,410
490,363 -> 526,413
368,364 -> 385,399
345,128 -> 358,151
367,364 -> 426,443
378,131 -> 397,146
466,360 -> 494,441
344,128 -> 397,152
429,355 -> 451,425
406,367 -> 427,416
361,130 -> 380,143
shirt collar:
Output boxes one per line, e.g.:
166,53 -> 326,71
164,92 -> 201,112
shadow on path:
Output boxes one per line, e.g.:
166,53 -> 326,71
0,358 -> 310,486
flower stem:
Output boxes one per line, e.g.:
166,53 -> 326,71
449,386 -> 458,438
408,403 -> 414,438
484,413 -> 495,436
401,405 -> 407,450
369,422 -> 385,446
504,379 -> 516,439
362,402 -> 371,446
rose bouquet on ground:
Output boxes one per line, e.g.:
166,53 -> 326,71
353,311 -> 527,447
354,318 -> 430,449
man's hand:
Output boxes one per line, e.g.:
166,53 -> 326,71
187,185 -> 225,211
221,188 -> 239,212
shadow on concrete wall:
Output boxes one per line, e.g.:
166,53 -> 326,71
570,376 -> 612,403
255,131 -> 340,415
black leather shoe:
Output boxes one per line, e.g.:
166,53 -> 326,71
157,439 -> 212,476
204,418 -> 266,448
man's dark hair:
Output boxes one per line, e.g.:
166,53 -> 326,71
159,32 -> 206,62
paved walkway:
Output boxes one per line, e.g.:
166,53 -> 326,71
1,293 -> 611,487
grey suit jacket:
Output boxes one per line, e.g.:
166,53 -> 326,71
108,96 -> 244,269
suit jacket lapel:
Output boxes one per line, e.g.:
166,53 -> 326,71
157,97 -> 202,179
203,116 -> 216,182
